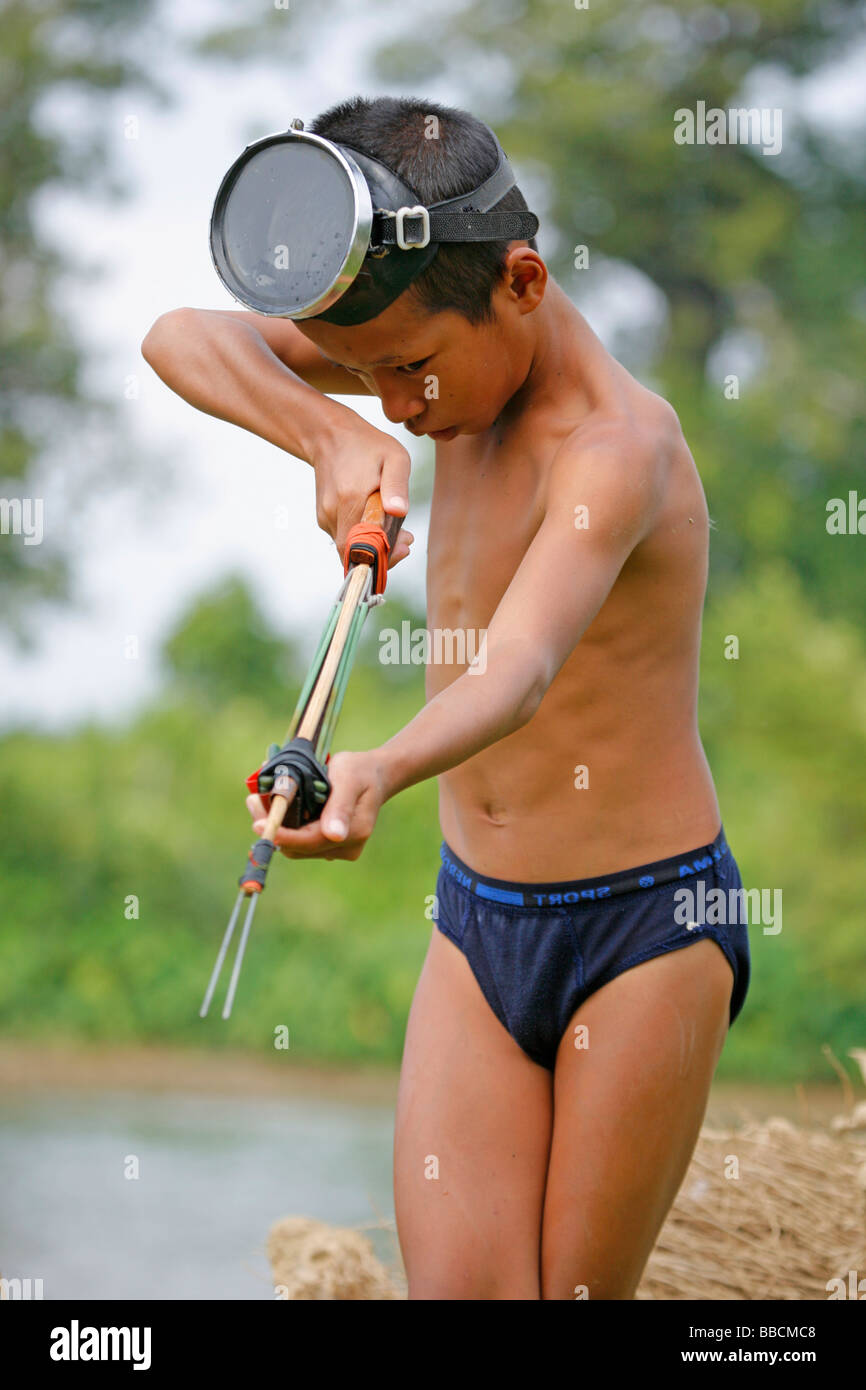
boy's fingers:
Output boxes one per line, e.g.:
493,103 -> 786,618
380,455 -> 410,517
250,797 -> 316,840
268,821 -> 329,849
388,528 -> 414,567
250,804 -> 358,846
321,785 -> 363,841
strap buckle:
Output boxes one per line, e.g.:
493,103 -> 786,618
394,205 -> 430,250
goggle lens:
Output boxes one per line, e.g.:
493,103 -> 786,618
214,141 -> 358,314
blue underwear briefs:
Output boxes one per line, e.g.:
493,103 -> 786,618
434,825 -> 750,1071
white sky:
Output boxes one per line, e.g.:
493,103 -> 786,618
1,0 -> 863,730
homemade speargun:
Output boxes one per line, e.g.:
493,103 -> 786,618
199,492 -> 403,1019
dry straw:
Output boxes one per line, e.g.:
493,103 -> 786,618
267,1216 -> 404,1301
267,1048 -> 866,1301
637,1115 -> 866,1299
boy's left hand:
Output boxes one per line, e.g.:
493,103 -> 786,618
246,749 -> 388,861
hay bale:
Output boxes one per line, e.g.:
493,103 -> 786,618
637,1116 -> 866,1300
267,1216 -> 404,1300
268,1100 -> 866,1300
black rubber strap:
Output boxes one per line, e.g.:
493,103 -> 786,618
373,209 -> 539,247
254,736 -> 331,829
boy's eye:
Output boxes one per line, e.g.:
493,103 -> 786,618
398,358 -> 429,374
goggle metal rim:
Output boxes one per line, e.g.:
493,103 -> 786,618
209,128 -> 374,320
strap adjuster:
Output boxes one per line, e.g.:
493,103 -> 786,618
395,205 -> 430,250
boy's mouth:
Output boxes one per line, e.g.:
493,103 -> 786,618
428,425 -> 458,442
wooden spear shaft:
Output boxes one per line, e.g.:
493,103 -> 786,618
259,491 -> 401,842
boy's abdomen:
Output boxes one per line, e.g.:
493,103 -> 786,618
436,660 -> 722,882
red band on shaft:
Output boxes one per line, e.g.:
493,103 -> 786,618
343,524 -> 391,594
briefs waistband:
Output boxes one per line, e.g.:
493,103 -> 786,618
438,827 -> 730,909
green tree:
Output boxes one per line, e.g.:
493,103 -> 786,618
161,575 -> 303,710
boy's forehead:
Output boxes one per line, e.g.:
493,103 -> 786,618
298,298 -> 448,368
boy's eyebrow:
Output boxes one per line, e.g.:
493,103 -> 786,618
320,350 -> 424,369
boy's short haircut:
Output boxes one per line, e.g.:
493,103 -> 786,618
309,95 -> 538,325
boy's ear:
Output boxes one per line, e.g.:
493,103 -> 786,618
503,247 -> 547,313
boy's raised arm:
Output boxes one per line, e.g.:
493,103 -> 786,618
140,307 -> 412,563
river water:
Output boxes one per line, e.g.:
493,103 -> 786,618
0,1048 -> 848,1302
0,1087 -> 397,1300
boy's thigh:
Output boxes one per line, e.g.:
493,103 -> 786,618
541,938 -> 734,1301
394,927 -> 553,1300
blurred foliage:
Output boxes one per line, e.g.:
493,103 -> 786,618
0,0 -> 161,633
160,574 -> 304,710
190,2 -> 320,63
376,0 -> 866,624
699,563 -> 866,1079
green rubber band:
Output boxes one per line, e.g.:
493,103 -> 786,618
316,595 -> 372,757
286,598 -> 341,741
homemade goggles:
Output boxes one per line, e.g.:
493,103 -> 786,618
209,117 -> 539,325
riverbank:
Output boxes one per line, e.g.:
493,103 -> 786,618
0,1041 -> 399,1105
0,1040 -> 854,1126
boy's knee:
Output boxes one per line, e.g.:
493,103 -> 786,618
540,1254 -> 640,1301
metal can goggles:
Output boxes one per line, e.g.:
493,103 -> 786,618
209,117 -> 539,326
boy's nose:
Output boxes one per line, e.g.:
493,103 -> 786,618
374,378 -> 425,427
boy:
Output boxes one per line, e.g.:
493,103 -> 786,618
142,95 -> 749,1300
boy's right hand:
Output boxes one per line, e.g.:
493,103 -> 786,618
309,417 -> 414,570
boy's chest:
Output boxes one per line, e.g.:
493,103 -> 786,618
425,431 -> 548,631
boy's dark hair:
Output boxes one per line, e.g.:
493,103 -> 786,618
309,95 -> 538,326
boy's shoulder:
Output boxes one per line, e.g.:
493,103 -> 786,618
544,385 -> 689,537
552,382 -> 684,473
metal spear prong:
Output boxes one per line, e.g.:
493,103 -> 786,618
220,891 -> 260,1019
199,490 -> 401,1020
199,888 -> 246,1018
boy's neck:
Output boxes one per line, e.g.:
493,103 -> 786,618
500,280 -> 616,430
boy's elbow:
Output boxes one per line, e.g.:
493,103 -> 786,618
140,312 -> 171,367
514,670 -> 548,729
141,307 -> 197,367
479,640 -> 550,731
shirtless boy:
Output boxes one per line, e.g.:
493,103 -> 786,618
143,95 -> 750,1300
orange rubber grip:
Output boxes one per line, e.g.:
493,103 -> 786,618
342,490 -> 404,595
343,523 -> 391,594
